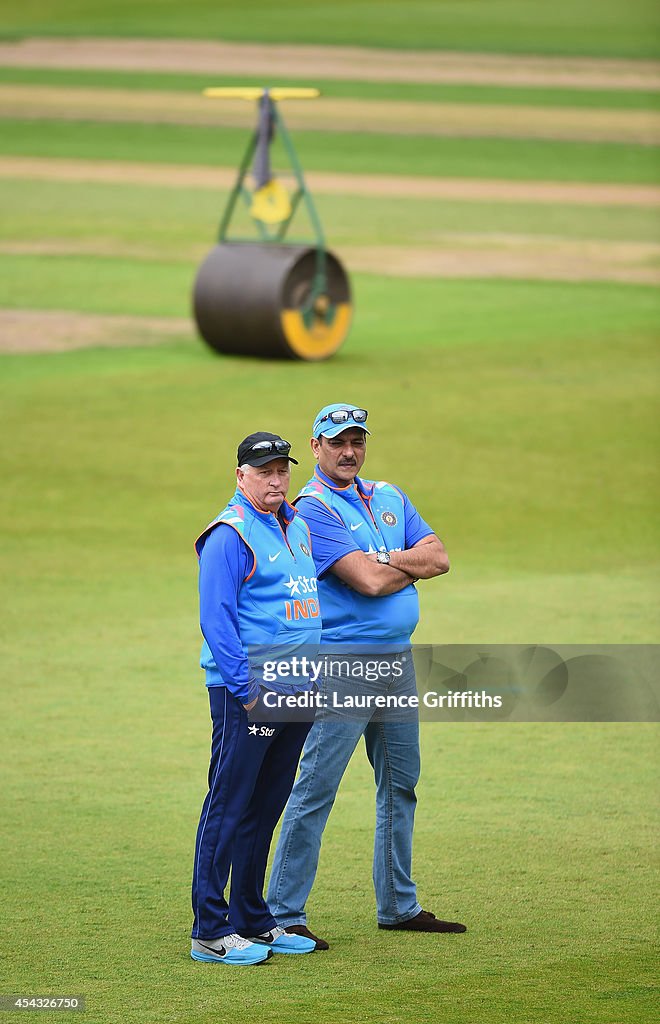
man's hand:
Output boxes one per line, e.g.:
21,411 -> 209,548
378,535 -> 449,580
243,697 -> 258,712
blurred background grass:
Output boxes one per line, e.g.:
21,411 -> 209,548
0,2 -> 658,1022
2,0 -> 659,55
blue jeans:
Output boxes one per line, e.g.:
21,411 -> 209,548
267,651 -> 422,926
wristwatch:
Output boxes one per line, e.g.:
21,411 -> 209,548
376,551 -> 391,564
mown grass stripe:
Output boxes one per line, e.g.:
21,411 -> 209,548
0,1 -> 659,57
2,173 -> 660,256
0,119 -> 657,184
2,84 -> 658,146
2,156 -> 658,210
0,67 -> 658,110
0,258 -> 656,329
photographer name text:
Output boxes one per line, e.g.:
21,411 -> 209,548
261,689 -> 503,710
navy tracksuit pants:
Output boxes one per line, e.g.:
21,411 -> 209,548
191,685 -> 312,940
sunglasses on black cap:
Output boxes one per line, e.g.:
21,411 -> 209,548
247,439 -> 292,456
319,408 -> 368,426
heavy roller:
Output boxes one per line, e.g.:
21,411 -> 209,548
193,87 -> 352,361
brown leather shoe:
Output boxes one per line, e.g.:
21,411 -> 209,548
284,924 -> 330,950
379,910 -> 466,934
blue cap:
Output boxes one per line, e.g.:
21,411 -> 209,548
312,403 -> 371,439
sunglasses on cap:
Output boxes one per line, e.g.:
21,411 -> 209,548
247,439 -> 292,456
318,408 -> 368,426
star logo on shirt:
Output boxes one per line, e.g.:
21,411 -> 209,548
248,724 -> 259,736
284,573 -> 301,596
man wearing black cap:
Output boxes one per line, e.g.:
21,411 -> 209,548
190,432 -> 320,965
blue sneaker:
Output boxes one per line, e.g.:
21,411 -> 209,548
247,926 -> 317,954
191,934 -> 272,966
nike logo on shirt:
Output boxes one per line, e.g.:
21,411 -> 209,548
350,522 -> 363,531
269,552 -> 282,561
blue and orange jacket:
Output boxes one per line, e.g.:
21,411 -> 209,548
195,489 -> 321,701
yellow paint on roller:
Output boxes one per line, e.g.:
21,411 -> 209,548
250,180 -> 292,224
280,303 -> 352,360
203,87 -> 320,101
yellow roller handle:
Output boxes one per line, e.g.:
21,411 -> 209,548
203,87 -> 320,101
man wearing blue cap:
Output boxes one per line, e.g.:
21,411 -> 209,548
267,406 -> 466,947
190,432 -> 320,965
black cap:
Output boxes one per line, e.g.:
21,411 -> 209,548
237,432 -> 299,468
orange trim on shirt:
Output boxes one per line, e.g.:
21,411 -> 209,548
197,520 -> 258,582
293,492 -> 344,524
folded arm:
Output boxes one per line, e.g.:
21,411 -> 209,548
330,550 -> 414,597
385,534 -> 449,579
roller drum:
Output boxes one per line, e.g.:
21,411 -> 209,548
193,243 -> 351,361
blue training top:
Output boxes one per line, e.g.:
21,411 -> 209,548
295,467 -> 433,646
195,489 -> 321,703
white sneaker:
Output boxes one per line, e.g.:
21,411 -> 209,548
191,932 -> 272,965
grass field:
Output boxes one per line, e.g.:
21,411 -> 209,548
3,120 -> 658,183
1,3 -> 658,1023
2,0 -> 659,56
1,67 -> 659,110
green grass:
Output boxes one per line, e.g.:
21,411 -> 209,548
1,273 -> 658,619
2,178 -> 659,256
0,252 -> 657,343
1,647 -> 658,1024
1,120 -> 659,183
0,10 -> 658,1020
1,66 -> 659,110
0,252 -> 194,316
1,301 -> 658,1024
1,0 -> 659,56
2,270 -> 658,1024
